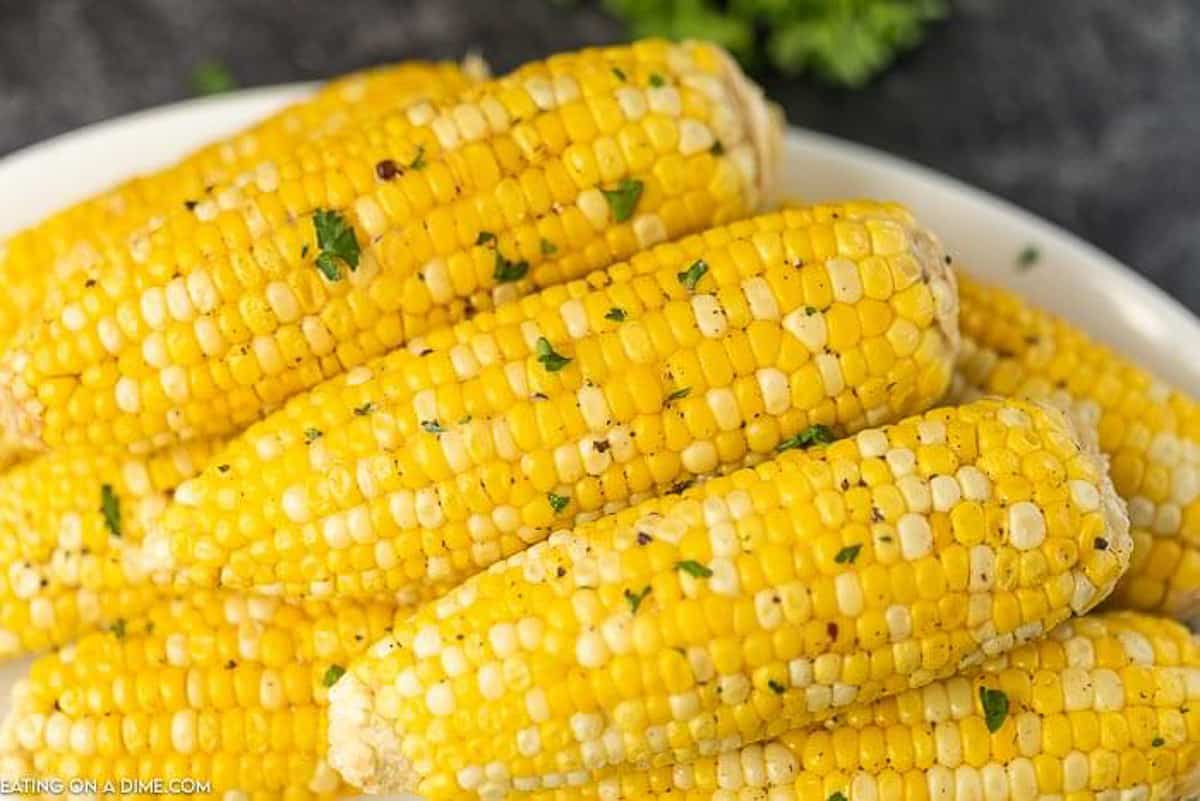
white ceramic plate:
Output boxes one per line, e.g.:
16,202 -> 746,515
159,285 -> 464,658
0,85 -> 1197,797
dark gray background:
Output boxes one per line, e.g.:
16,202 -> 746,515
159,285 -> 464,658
1,0 -> 1196,312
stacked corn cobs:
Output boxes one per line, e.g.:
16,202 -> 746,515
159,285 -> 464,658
0,39 -> 1197,801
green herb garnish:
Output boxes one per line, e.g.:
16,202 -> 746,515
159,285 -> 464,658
834,544 -> 862,564
677,259 -> 708,291
710,140 -> 724,156
666,386 -> 691,402
624,586 -> 652,613
100,484 -> 122,538
421,420 -> 445,434
777,424 -> 835,451
649,73 -> 666,88
540,238 -> 558,256
110,618 -> 127,639
408,145 -> 426,170
600,178 -> 644,223
605,307 -> 627,322
536,337 -> 572,372
768,679 -> 786,694
675,560 -> 713,578
979,687 -> 1009,733
353,402 -> 375,416
493,250 -> 529,283
611,67 -> 627,81
1016,244 -> 1040,271
304,428 -> 323,443
475,231 -> 496,246
548,492 -> 570,513
323,665 -> 346,688
311,209 -> 361,281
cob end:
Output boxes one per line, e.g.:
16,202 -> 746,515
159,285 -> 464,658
328,669 -> 414,794
705,41 -> 783,207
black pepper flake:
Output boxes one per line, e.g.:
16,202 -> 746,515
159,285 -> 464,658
225,659 -> 238,670
375,159 -> 400,180
217,464 -> 230,473
184,200 -> 198,211
1094,537 -> 1108,550
767,679 -> 786,695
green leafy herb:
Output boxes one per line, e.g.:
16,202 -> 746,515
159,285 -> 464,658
475,231 -> 496,246
1152,736 -> 1166,747
834,543 -> 862,564
624,586 -> 652,613
828,793 -> 848,801
548,492 -> 570,513
677,259 -> 708,291
600,178 -> 644,222
540,238 -> 558,255
459,415 -> 472,424
304,428 -> 323,443
666,386 -> 691,402
311,209 -> 361,281
353,402 -> 375,416
603,0 -> 949,89
649,73 -> 666,88
979,686 -> 1009,733
408,145 -> 427,170
1016,244 -> 1040,271
191,61 -> 237,96
536,337 -> 572,372
322,664 -> 346,688
421,420 -> 445,434
778,424 -> 835,451
612,66 -> 627,81
100,484 -> 122,538
493,250 -> 529,283
767,679 -> 786,694
675,560 -> 713,578
805,305 -> 818,315
605,307 -> 627,322
710,140 -> 725,156
110,618 -> 127,639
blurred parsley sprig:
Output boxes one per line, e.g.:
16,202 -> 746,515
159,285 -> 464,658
602,0 -> 949,88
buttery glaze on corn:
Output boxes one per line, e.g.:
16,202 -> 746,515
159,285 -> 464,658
326,398 -> 1131,800
0,60 -> 482,351
526,612 -> 1200,801
160,202 -> 958,602
0,591 -> 397,800
0,439 -> 221,657
0,40 -> 778,461
952,271 -> 1200,617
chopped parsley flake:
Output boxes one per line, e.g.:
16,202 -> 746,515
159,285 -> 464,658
979,687 -> 1009,732
311,209 -> 361,281
675,560 -> 713,578
600,178 -> 643,223
322,664 -> 346,688
834,544 -> 862,564
100,484 -> 122,538
1152,736 -> 1166,747
540,238 -> 558,256
1016,244 -> 1040,271
666,386 -> 691,402
624,586 -> 652,613
677,259 -> 708,291
304,428 -> 323,443
649,73 -> 666,88
536,337 -> 572,372
605,307 -> 627,322
778,424 -> 835,451
475,230 -> 496,246
421,420 -> 446,434
353,402 -> 376,416
547,492 -> 570,514
710,140 -> 725,156
408,145 -> 427,170
768,679 -> 786,694
493,250 -> 529,283
110,618 -> 127,639
611,67 -> 627,81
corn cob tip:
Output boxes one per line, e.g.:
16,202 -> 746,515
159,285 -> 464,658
702,41 -> 782,206
328,671 -> 412,794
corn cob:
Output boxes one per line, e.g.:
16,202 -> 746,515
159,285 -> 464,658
522,611 -> 1200,801
325,397 -> 1131,799
951,271 -> 1200,617
0,591 -> 397,800
0,40 -> 779,461
0,60 -> 483,351
0,439 -> 220,657
160,202 -> 959,601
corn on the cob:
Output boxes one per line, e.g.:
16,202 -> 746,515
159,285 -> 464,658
0,439 -> 220,657
0,40 -> 779,461
0,590 -> 397,800
326,397 -> 1131,799
952,271 -> 1200,617
524,611 -> 1200,801
0,60 -> 483,351
160,202 -> 959,601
